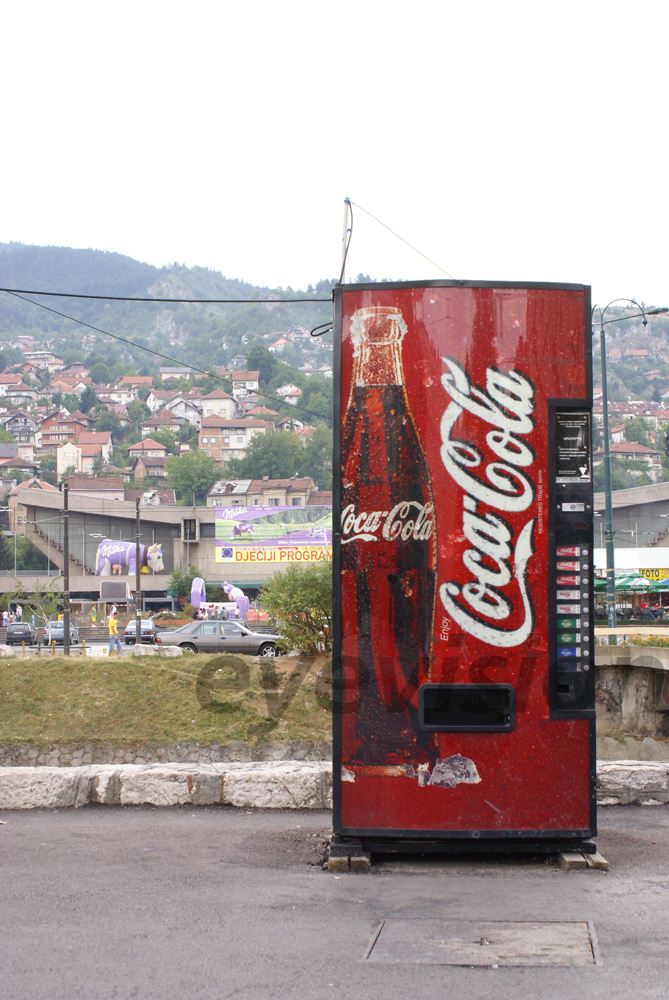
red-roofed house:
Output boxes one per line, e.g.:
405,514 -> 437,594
201,388 -> 237,419
230,371 -> 260,399
199,416 -> 270,464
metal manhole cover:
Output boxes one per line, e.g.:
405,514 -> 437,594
364,920 -> 600,966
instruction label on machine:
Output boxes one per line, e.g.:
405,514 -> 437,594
555,411 -> 591,484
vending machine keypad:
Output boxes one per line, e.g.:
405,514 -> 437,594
550,409 -> 595,714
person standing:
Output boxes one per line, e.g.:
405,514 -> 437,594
108,611 -> 122,655
16,605 -> 22,622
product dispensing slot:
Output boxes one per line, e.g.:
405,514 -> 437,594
550,407 -> 595,714
419,684 -> 515,732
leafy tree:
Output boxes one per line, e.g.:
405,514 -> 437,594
624,417 -> 653,448
60,393 -> 80,413
299,425 -> 333,490
0,427 -> 15,444
79,385 -> 97,413
165,450 -> 219,504
40,454 -> 57,486
593,458 -> 653,492
150,427 -> 179,454
126,399 -> 150,429
176,422 -> 200,445
95,410 -> 122,438
226,431 -> 303,480
260,562 -> 332,654
90,362 -> 112,384
167,564 -> 203,604
0,347 -> 24,371
245,343 -> 280,386
302,390 -> 330,421
0,532 -> 14,571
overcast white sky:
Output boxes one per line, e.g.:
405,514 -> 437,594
2,1 -> 668,308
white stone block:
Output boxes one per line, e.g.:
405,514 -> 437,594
0,766 -> 87,808
597,761 -> 669,805
118,764 -> 223,806
157,646 -> 183,657
0,645 -> 16,657
132,645 -> 157,656
222,761 -> 332,809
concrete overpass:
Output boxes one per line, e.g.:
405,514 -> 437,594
9,486 -> 292,598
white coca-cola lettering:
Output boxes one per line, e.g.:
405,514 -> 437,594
438,357 -> 536,648
341,501 -> 434,545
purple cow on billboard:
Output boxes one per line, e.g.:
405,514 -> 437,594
95,539 -> 165,576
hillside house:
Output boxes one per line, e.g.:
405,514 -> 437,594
22,350 -> 64,372
130,454 -> 169,481
141,410 -> 181,437
593,441 -> 663,481
206,476 -> 317,507
201,388 -> 237,419
230,371 -> 260,399
41,412 -> 90,452
128,439 -> 169,460
199,416 -> 270,464
160,366 -> 192,382
163,394 -> 202,426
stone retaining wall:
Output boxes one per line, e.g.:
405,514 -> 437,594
0,741 -> 333,768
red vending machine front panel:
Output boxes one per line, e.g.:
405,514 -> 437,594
334,281 -> 595,841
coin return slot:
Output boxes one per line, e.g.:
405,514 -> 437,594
419,684 -> 515,732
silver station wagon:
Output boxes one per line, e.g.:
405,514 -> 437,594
155,619 -> 282,656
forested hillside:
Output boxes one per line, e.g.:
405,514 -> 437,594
0,243 -> 335,376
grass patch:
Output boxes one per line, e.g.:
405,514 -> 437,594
0,653 -> 332,748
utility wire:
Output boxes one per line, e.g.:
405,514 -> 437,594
2,291 -> 332,427
0,286 -> 331,303
350,201 -> 455,280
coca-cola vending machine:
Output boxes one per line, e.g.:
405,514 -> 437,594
333,280 -> 596,852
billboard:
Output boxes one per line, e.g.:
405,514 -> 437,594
95,539 -> 165,575
334,281 -> 595,842
215,505 -> 332,564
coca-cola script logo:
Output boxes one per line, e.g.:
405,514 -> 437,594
438,357 -> 536,648
341,501 -> 434,544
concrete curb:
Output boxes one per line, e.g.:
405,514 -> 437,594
1,760 -> 668,810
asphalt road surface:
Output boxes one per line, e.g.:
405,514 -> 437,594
2,806 -> 669,1000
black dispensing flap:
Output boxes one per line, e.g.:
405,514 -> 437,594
419,684 -> 515,732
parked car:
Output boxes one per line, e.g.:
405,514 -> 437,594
5,622 -> 38,645
124,619 -> 157,645
43,621 -> 80,646
155,619 -> 282,656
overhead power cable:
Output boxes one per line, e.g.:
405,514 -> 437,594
350,201 -> 455,280
2,291 -> 332,427
0,286 -> 331,304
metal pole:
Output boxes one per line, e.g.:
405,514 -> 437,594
63,483 -> 70,655
340,198 -> 350,283
135,499 -> 141,646
600,320 -> 617,635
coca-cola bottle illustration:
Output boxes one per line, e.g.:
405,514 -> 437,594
340,305 -> 437,765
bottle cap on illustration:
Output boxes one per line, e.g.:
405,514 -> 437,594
350,306 -> 407,354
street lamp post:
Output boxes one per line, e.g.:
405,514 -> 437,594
135,499 -> 141,646
592,299 -> 668,635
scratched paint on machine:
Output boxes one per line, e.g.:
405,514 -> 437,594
336,284 -> 592,835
